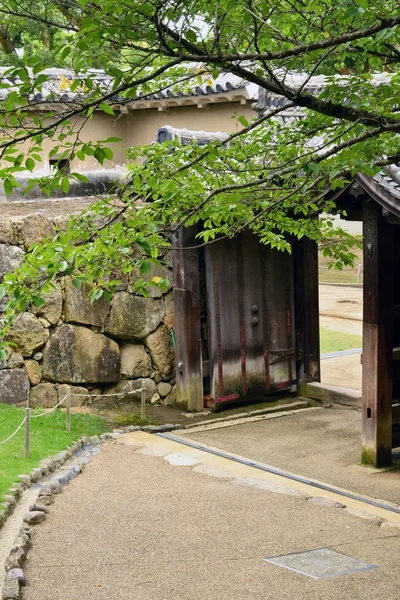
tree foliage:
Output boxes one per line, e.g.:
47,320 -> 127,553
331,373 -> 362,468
0,0 -> 400,355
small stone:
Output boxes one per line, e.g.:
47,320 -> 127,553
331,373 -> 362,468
29,502 -> 49,514
71,464 -> 83,474
173,424 -> 184,430
57,384 -> 90,407
2,578 -> 20,599
100,432 -> 120,440
4,495 -> 16,508
309,496 -> 346,509
159,423 -> 176,432
7,352 -> 24,369
89,435 -> 100,445
24,359 -> 42,385
112,429 -> 125,434
54,472 -> 70,486
126,426 -> 141,433
33,352 -> 43,361
36,494 -> 53,506
23,511 -> 46,525
157,382 -> 172,398
141,425 -> 162,433
164,385 -> 177,407
30,468 -> 43,483
29,382 -> 57,408
150,392 -> 161,405
7,568 -> 26,586
44,482 -> 62,495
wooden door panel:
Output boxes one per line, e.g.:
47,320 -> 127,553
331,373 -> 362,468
241,230 -> 268,393
206,231 -> 296,402
263,244 -> 296,388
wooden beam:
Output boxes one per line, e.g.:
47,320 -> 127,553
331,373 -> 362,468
172,226 -> 204,412
361,199 -> 393,466
293,237 -> 320,392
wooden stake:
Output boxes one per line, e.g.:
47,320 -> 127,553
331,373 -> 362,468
66,394 -> 71,432
24,407 -> 30,459
140,388 -> 146,421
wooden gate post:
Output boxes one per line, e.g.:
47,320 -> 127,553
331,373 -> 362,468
293,237 -> 320,393
362,199 -> 393,466
172,226 -> 203,411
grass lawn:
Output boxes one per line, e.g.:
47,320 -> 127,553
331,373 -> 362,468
320,326 -> 362,355
0,404 -> 107,509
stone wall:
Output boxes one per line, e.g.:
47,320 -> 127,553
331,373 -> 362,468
0,213 -> 176,408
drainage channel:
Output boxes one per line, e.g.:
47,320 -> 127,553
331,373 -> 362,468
157,433 -> 400,516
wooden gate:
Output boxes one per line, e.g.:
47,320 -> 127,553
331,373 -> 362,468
204,230 -> 296,406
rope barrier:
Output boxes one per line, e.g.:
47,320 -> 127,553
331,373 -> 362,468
0,416 -> 27,446
0,387 -> 146,446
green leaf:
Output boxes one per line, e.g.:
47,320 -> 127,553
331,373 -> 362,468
25,158 -> 35,172
61,177 -> 70,194
99,102 -> 115,116
94,148 -> 105,165
3,178 -> 13,196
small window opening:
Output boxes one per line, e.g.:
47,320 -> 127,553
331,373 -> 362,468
367,407 -> 372,419
49,158 -> 70,175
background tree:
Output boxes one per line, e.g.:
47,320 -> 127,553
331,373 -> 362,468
0,0 -> 400,352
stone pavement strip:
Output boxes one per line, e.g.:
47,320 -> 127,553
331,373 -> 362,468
22,432 -> 400,600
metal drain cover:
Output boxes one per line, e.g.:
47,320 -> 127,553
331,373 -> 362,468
263,549 -> 378,579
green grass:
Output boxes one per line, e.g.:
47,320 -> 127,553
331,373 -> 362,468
320,327 -> 362,355
0,404 -> 107,508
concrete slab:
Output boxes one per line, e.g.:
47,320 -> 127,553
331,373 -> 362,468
22,434 -> 400,600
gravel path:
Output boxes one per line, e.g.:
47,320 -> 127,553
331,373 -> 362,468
22,435 -> 400,600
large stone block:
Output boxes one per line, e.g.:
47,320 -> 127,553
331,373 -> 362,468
13,214 -> 55,250
0,369 -> 29,404
105,292 -> 165,339
102,378 -> 156,403
31,282 -> 63,325
0,244 -> 24,280
8,313 -> 49,357
0,218 -> 17,245
29,383 -> 57,408
64,277 -> 110,327
120,343 -> 152,379
42,324 -> 120,384
145,325 -> 175,379
57,384 -> 90,407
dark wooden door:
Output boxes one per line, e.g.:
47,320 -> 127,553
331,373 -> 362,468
205,230 -> 296,404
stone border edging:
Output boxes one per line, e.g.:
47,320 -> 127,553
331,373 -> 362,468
1,422 -> 184,600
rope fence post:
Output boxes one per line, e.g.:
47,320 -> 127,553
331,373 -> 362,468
141,388 -> 146,421
66,394 -> 71,432
24,407 -> 30,459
